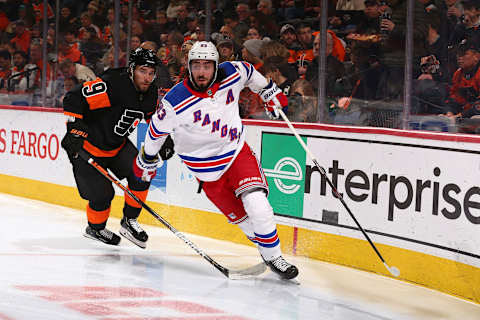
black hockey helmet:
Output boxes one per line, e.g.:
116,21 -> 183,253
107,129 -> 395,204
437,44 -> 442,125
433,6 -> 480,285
128,47 -> 159,71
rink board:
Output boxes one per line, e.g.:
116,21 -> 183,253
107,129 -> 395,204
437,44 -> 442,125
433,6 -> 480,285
0,106 -> 479,304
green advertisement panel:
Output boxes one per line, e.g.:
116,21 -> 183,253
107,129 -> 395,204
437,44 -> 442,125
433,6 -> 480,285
261,133 -> 307,217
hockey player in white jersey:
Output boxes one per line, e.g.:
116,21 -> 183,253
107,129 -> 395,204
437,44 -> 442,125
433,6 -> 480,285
133,41 -> 298,279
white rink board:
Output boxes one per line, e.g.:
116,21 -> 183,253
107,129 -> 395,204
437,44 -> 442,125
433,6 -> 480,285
1,108 -> 480,270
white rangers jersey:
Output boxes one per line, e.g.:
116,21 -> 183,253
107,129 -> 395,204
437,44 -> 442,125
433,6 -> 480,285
144,61 -> 269,181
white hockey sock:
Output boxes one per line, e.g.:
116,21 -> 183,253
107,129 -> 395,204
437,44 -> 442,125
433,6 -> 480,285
241,190 -> 281,261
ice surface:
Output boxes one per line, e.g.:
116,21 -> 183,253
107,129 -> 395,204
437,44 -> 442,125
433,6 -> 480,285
0,192 -> 478,320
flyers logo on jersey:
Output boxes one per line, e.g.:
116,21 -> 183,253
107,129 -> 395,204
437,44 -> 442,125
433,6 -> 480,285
82,78 -> 111,110
114,109 -> 144,136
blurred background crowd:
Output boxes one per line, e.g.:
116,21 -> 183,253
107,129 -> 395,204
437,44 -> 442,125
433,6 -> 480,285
1,0 -> 480,133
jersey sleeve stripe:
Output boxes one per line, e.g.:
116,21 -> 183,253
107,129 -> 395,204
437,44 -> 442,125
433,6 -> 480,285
219,73 -> 241,90
186,165 -> 228,173
178,149 -> 236,162
148,124 -> 169,140
175,97 -> 202,115
182,156 -> 232,168
63,111 -> 83,119
241,62 -> 251,78
247,63 -> 254,81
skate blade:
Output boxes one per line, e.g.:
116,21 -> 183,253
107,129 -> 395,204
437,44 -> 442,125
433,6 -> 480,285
83,232 -> 120,246
119,227 -> 147,249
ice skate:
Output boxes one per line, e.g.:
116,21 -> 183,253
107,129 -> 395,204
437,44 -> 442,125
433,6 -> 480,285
119,218 -> 148,249
265,256 -> 299,280
84,226 -> 121,245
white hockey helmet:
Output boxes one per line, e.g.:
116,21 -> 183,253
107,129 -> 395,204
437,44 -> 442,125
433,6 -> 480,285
187,41 -> 219,89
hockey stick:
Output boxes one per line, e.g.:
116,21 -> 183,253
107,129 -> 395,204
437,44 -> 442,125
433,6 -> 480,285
77,149 -> 266,280
277,109 -> 400,277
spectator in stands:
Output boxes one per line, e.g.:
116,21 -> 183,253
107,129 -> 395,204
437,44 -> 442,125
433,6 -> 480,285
59,75 -> 79,105
31,0 -> 54,23
0,50 -> 12,92
376,0 -> 429,101
165,30 -> 184,84
59,58 -> 96,84
139,41 -> 173,89
217,36 -> 237,63
193,23 -> 207,41
236,3 -> 251,25
17,4 -> 34,28
59,6 -> 78,31
0,8 -> 10,32
306,32 -> 345,96
296,22 -> 315,62
223,11 -> 249,47
260,40 -> 298,80
254,0 -> 279,38
246,27 -> 263,40
131,20 -> 144,39
10,50 -> 37,92
264,56 -> 295,96
336,0 -> 366,10
80,26 -> 106,70
172,2 -> 189,35
278,0 -> 304,21
10,20 -> 30,54
219,24 -> 243,58
30,23 -> 41,42
78,12 -> 101,41
130,35 -> 142,51
86,1 -> 106,30
445,0 -> 463,40
354,0 -> 382,35
148,9 -> 172,39
58,36 -> 86,65
449,0 -> 480,47
242,38 -> 268,71
28,40 -> 49,87
279,24 -> 301,64
413,54 -> 449,114
444,39 -> 480,118
424,9 -> 449,79
288,79 -> 318,122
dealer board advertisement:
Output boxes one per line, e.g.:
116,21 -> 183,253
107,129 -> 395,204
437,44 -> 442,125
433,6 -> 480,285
259,129 -> 480,269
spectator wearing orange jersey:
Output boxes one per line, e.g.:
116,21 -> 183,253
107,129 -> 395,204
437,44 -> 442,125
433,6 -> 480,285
58,37 -> 86,65
10,20 -> 31,54
0,11 -> 9,32
312,30 -> 346,62
32,0 -> 54,23
279,24 -> 301,64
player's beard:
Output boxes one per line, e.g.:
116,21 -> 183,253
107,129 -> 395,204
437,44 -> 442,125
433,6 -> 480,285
193,75 -> 213,92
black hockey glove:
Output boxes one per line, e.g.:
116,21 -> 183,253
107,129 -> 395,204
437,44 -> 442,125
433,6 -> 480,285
159,135 -> 175,161
61,119 -> 88,158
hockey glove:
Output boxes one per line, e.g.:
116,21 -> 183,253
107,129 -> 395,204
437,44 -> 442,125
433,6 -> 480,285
61,119 -> 88,158
259,79 -> 288,119
133,145 -> 162,182
159,135 -> 175,161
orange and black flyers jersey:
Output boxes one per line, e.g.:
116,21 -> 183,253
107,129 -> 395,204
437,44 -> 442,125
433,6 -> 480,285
63,68 -> 158,156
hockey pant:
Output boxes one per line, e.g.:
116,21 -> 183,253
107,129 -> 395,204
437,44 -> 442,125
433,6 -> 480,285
200,143 -> 281,260
70,139 -> 151,229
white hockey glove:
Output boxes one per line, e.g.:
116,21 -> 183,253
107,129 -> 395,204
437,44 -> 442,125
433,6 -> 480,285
259,79 -> 288,119
133,145 -> 163,182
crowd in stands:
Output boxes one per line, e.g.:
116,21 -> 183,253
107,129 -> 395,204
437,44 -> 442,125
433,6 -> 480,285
1,0 -> 480,131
